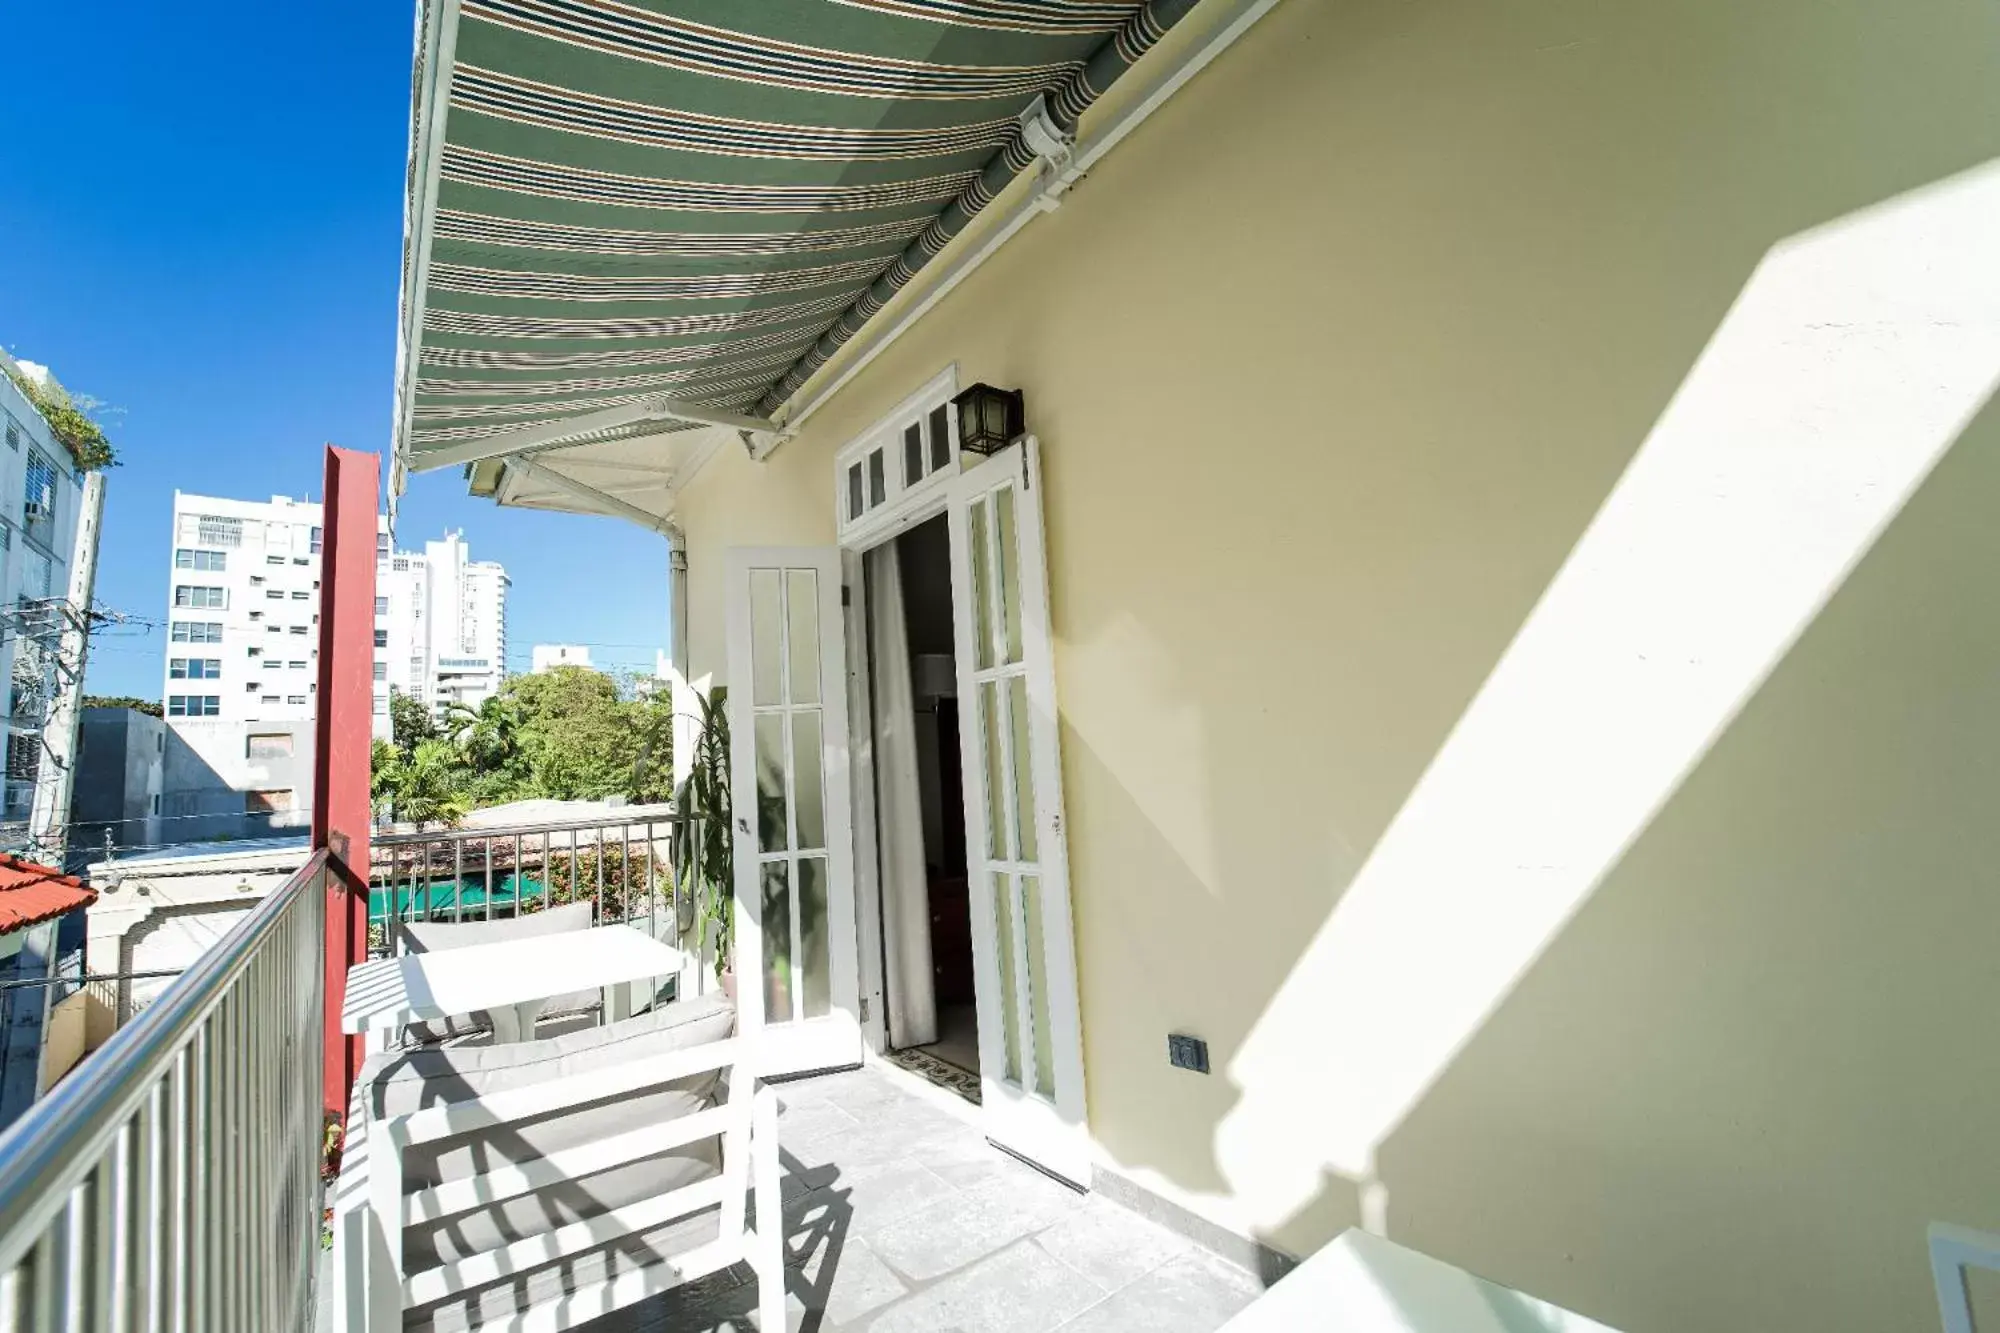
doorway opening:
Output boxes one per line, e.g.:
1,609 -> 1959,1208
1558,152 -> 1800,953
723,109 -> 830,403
866,513 -> 980,1100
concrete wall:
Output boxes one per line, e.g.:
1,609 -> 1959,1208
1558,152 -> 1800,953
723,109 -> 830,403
668,0 -> 2000,1329
161,718 -> 314,843
71,707 -> 165,858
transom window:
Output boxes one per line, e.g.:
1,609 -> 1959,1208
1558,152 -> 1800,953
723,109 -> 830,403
835,368 -> 958,539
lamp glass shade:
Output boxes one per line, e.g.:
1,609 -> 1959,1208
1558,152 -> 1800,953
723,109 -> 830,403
951,383 -> 1024,455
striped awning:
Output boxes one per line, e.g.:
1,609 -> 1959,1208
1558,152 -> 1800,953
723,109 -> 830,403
396,0 -> 1204,479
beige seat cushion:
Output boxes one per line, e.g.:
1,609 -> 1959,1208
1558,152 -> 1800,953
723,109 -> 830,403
362,996 -> 738,1284
397,901 -> 597,1041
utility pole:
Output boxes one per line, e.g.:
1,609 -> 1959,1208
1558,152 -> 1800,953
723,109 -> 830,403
28,472 -> 105,866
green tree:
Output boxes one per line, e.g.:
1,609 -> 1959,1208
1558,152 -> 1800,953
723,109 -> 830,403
83,695 -> 162,718
389,688 -> 437,757
390,738 -> 472,829
370,738 -> 402,823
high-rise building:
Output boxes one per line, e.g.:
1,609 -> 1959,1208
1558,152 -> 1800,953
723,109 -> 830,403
160,498 -> 507,839
379,531 -> 509,721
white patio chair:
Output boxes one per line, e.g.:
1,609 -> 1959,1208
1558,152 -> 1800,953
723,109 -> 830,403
334,994 -> 785,1332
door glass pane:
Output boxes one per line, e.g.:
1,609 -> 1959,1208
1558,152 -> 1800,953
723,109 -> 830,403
750,569 -> 784,706
981,680 -> 1007,860
798,856 -> 831,1020
1023,874 -> 1055,1098
1008,675 -> 1037,862
996,485 -> 1023,665
928,405 -> 950,473
904,423 -> 924,486
792,710 -> 825,850
786,568 -> 820,705
762,861 -> 794,1023
754,713 -> 789,853
992,873 -> 1020,1085
968,498 -> 994,670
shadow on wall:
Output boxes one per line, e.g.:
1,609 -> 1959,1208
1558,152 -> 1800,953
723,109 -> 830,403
1028,2 -> 2000,1328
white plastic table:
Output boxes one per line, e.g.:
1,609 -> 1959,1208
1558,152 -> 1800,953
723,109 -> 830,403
341,923 -> 685,1045
1218,1229 -> 1621,1331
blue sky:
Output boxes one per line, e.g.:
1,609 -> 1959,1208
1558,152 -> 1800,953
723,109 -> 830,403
0,2 -> 673,699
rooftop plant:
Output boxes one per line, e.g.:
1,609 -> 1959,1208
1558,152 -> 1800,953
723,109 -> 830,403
4,365 -> 116,471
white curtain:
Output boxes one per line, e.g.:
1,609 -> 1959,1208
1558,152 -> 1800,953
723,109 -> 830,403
869,541 -> 938,1048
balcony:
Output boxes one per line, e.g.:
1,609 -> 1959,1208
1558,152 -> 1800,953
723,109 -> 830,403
0,810 -> 1262,1333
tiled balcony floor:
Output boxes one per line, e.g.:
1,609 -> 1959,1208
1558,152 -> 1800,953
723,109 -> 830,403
582,1063 -> 1266,1332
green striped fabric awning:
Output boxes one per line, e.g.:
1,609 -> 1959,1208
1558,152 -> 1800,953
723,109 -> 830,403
398,0 -> 1205,475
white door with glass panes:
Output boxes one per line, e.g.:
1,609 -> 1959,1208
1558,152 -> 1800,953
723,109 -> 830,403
726,548 -> 863,1076
947,437 -> 1090,1186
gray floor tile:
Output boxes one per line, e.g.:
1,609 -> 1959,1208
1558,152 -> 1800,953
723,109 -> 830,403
1051,1249 -> 1263,1333
789,1234 -> 910,1329
861,1240 -> 1107,1333
1034,1194 -> 1193,1291
866,1178 -> 1067,1283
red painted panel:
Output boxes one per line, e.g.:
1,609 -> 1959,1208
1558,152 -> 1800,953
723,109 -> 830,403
313,446 -> 378,1122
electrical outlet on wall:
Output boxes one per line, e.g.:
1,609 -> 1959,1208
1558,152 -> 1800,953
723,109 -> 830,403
1167,1033 -> 1209,1074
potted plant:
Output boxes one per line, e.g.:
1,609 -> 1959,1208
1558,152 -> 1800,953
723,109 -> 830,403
671,688 -> 735,995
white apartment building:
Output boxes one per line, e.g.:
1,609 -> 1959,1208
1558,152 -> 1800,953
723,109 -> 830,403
162,499 -> 507,838
529,643 -> 590,674
379,531 -> 508,722
0,359 -> 89,829
161,493 -> 390,838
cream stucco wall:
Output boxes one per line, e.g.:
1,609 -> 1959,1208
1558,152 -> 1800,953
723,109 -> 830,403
671,0 -> 2000,1328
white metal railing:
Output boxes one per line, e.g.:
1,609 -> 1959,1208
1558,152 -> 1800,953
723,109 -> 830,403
0,849 -> 330,1332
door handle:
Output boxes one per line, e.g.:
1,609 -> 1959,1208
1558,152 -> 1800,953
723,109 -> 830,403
737,817 -> 750,835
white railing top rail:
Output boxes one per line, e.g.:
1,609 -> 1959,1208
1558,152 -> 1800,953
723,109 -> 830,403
372,805 -> 681,848
0,847 -> 331,1271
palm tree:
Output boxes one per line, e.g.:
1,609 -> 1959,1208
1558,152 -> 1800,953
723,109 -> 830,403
394,738 -> 473,829
453,695 -> 523,772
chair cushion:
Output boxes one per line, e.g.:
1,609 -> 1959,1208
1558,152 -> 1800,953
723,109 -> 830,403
397,902 -> 598,1039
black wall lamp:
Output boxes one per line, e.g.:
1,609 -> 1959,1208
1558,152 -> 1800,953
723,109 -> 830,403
950,383 -> 1026,456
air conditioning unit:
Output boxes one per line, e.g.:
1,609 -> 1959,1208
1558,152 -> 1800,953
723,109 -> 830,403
22,499 -> 48,522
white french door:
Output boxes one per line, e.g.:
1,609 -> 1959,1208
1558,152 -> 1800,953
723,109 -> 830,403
725,547 -> 863,1076
946,438 -> 1090,1186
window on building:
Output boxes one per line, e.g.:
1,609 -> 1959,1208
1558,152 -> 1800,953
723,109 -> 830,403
267,554 -> 284,566
168,658 -> 221,680
195,515 -> 243,548
372,695 -> 388,716
174,549 -> 226,571
260,694 -> 280,705
244,789 -> 292,815
166,695 -> 220,717
375,597 -> 388,615
0,519 -> 12,551
288,660 -> 306,670
392,558 -> 409,572
245,682 -> 259,693
24,449 -> 57,523
246,647 -> 261,658
373,662 -> 387,681
374,630 -> 388,648
267,624 -> 281,634
309,526 -> 323,554
3,417 -> 17,451
5,733 -> 39,781
170,621 -> 223,644
290,625 -> 309,636
246,733 -> 293,760
150,793 -> 160,815
376,532 -> 390,557
249,575 -> 264,586
293,556 -> 308,566
265,589 -> 283,601
290,590 -> 309,601
174,585 -> 226,609
286,695 -> 307,706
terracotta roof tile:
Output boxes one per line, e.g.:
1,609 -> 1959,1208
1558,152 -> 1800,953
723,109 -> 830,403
0,853 -> 97,935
